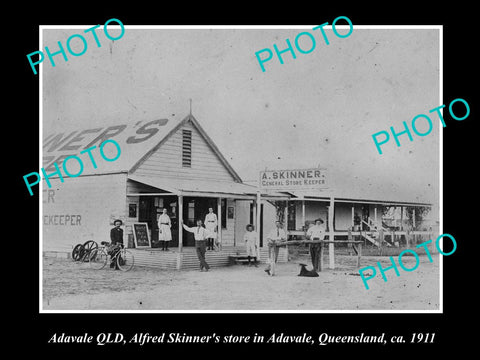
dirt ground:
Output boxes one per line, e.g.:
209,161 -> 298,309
42,253 -> 440,311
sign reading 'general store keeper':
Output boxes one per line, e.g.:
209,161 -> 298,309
259,168 -> 327,190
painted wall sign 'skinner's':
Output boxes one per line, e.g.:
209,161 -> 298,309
27,18 -> 125,75
259,168 -> 328,190
25,118 -> 170,196
254,16 -> 353,72
42,119 -> 168,171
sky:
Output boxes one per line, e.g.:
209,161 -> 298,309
42,25 -> 440,212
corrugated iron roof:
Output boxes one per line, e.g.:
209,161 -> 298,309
43,117 -> 179,176
42,114 -> 242,182
128,174 -> 258,197
245,169 -> 433,206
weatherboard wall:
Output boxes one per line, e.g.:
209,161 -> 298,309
42,173 -> 127,253
132,121 -> 236,182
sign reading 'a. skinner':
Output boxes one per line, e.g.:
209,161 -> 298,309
259,168 -> 327,190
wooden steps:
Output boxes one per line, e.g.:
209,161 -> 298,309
128,247 -> 288,270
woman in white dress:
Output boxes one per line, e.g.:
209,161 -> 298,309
204,207 -> 217,251
157,208 -> 172,251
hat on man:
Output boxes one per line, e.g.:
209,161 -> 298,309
315,218 -> 324,224
113,219 -> 123,225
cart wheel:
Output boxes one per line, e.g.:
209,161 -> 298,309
82,240 -> 98,262
89,248 -> 108,270
83,240 -> 98,251
117,249 -> 134,272
72,244 -> 84,261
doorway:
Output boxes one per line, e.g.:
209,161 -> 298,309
139,196 -> 180,248
139,196 -> 223,248
361,205 -> 370,231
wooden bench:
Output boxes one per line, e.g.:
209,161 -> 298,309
228,254 -> 256,265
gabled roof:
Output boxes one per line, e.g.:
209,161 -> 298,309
42,114 -> 242,182
129,114 -> 242,182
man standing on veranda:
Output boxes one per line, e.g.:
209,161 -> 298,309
181,219 -> 211,272
264,220 -> 287,276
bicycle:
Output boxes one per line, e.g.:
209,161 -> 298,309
88,241 -> 135,271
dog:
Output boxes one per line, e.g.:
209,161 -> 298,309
298,263 -> 319,277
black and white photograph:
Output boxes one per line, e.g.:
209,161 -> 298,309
12,5 -> 476,354
40,24 -> 442,312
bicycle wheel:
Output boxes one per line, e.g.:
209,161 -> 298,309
89,248 -> 108,270
116,249 -> 134,272
72,244 -> 85,261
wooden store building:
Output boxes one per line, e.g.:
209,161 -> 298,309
41,114 -> 287,269
259,168 -> 435,249
42,113 -> 435,270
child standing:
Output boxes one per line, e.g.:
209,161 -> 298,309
244,224 -> 259,267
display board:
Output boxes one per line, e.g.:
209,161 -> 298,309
132,222 -> 151,248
